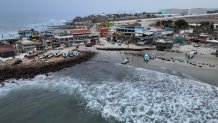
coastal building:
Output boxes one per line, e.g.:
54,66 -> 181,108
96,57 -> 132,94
155,39 -> 174,51
16,40 -> 36,53
70,28 -> 91,40
160,8 -> 218,15
44,40 -> 61,50
206,39 -> 218,45
39,31 -> 54,40
90,32 -> 100,44
116,22 -> 145,37
18,29 -> 39,40
198,33 -> 209,42
0,38 -> 19,45
42,35 -> 60,50
135,32 -> 154,45
53,28 -> 98,47
161,31 -> 174,36
207,10 -> 218,14
0,44 -> 16,58
109,27 -> 117,33
52,29 -> 70,36
179,29 -> 194,35
55,35 -> 74,47
69,28 -> 91,44
99,28 -> 110,37
189,8 -> 208,15
159,9 -> 189,15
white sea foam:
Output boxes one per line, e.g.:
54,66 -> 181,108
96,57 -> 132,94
0,19 -> 66,40
0,66 -> 217,123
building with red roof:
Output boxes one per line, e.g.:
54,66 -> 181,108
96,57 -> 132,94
99,28 -> 110,37
69,28 -> 91,44
0,44 -> 16,58
70,28 -> 91,35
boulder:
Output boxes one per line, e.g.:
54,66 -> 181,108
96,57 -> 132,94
11,58 -> 22,66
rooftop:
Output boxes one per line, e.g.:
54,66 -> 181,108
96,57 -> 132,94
18,40 -> 35,45
0,44 -> 16,53
70,28 -> 91,35
55,35 -> 74,39
18,29 -> 38,33
127,22 -> 142,27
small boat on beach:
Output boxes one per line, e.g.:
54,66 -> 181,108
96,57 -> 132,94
47,54 -> 54,59
54,53 -> 61,57
25,53 -> 38,59
144,53 -> 150,61
122,58 -> 129,64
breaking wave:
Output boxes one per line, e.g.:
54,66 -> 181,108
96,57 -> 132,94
0,19 -> 66,40
0,66 -> 217,123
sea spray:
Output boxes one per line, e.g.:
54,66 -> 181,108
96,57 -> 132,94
0,65 -> 217,123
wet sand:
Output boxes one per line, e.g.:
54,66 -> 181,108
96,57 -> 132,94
0,50 -> 217,123
78,44 -> 218,87
1,48 -> 218,87
124,51 -> 218,87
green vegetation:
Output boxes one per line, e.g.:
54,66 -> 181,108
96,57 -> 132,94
193,21 -> 215,35
200,21 -> 214,30
174,19 -> 188,29
155,19 -> 189,29
156,20 -> 173,28
98,22 -> 113,27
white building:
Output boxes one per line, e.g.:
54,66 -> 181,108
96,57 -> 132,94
16,40 -> 36,53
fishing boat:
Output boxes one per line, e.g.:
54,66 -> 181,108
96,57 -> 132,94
47,54 -> 54,59
122,58 -> 129,64
144,53 -> 150,61
25,53 -> 38,59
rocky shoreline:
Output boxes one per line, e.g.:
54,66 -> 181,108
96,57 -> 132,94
0,52 -> 96,84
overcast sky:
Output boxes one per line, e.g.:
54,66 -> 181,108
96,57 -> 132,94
1,0 -> 218,17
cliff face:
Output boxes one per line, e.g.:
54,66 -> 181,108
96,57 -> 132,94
0,52 -> 96,84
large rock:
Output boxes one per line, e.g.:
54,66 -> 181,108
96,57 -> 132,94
0,60 -> 4,65
0,52 -> 96,83
11,58 -> 22,66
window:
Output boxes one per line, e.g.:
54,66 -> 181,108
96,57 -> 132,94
60,38 -> 64,41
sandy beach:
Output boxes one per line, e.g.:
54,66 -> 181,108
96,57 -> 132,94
1,42 -> 217,88
124,51 -> 218,87
0,48 -> 217,123
78,43 -> 218,87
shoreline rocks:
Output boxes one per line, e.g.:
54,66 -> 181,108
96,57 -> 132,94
0,52 -> 96,83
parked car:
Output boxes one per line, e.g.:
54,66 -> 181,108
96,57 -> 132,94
122,58 -> 129,64
191,48 -> 197,54
186,52 -> 194,59
85,43 -> 92,47
117,40 -> 123,43
193,44 -> 199,47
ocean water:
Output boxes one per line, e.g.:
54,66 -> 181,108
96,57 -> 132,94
0,53 -> 217,123
0,13 -> 67,40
